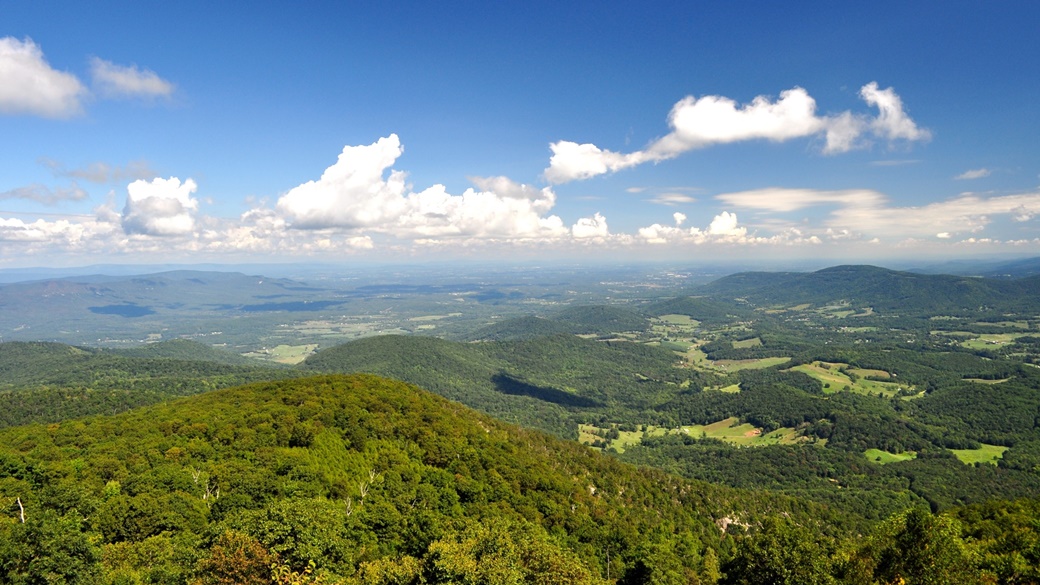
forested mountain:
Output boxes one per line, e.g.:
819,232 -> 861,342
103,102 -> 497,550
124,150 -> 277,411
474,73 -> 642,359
643,296 -> 753,325
699,265 -> 1039,313
3,374 -> 1038,583
464,315 -> 575,341
465,306 -> 651,341
551,306 -> 651,335
0,373 -> 817,584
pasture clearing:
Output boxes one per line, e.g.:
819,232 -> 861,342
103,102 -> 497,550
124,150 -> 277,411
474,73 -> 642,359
788,361 -> 905,397
680,417 -> 802,447
951,444 -> 1008,465
703,383 -> 741,393
972,320 -> 1030,329
865,449 -> 917,464
408,313 -> 462,322
580,418 -> 802,451
244,343 -> 318,364
683,346 -> 711,368
930,330 -> 975,338
578,424 -> 667,453
960,332 -> 1027,350
655,314 -> 701,327
715,357 -> 790,371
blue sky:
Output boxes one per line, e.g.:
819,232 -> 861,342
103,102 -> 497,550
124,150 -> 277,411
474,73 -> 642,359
2,1 -> 1039,267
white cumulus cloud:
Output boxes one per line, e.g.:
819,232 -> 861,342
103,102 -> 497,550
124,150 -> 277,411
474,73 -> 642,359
649,87 -> 825,156
544,83 -> 930,183
859,82 -> 931,143
707,211 -> 746,237
277,135 -> 568,240
277,135 -> 408,229
544,141 -> 646,183
0,37 -> 85,118
0,207 -> 120,256
122,177 -> 199,236
638,211 -> 754,245
89,57 -> 175,99
572,213 -> 609,239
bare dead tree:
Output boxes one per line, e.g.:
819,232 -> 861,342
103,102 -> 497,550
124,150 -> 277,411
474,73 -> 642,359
16,497 -> 25,523
202,481 -> 220,505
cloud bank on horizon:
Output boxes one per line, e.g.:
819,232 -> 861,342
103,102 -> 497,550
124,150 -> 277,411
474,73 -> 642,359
1,22 -> 1038,264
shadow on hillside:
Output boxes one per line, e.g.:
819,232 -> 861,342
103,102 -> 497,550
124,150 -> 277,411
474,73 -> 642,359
492,372 -> 601,408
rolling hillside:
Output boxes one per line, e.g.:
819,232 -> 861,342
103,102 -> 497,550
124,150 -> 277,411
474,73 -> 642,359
300,333 -> 698,436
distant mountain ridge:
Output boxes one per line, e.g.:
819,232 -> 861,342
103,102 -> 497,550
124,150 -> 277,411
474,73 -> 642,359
0,340 -> 297,428
465,305 -> 650,341
699,264 -> 1040,313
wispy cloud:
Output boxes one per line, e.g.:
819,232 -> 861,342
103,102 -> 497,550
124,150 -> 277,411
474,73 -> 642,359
89,57 -> 175,99
718,186 -> 1040,240
0,37 -> 85,118
40,158 -> 158,183
869,159 -> 921,167
544,83 -> 930,183
649,193 -> 697,206
955,168 -> 991,180
0,183 -> 89,205
716,187 -> 887,213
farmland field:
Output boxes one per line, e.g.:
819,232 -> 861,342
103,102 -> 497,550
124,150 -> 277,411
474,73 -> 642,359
951,443 -> 1009,465
864,449 -> 917,464
715,356 -> 791,371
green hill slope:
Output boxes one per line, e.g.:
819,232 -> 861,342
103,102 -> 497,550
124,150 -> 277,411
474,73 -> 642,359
464,305 -> 651,342
299,335 -> 577,437
553,305 -> 651,334
465,315 -> 576,341
644,295 -> 753,324
0,374 -> 816,583
301,334 -> 700,436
